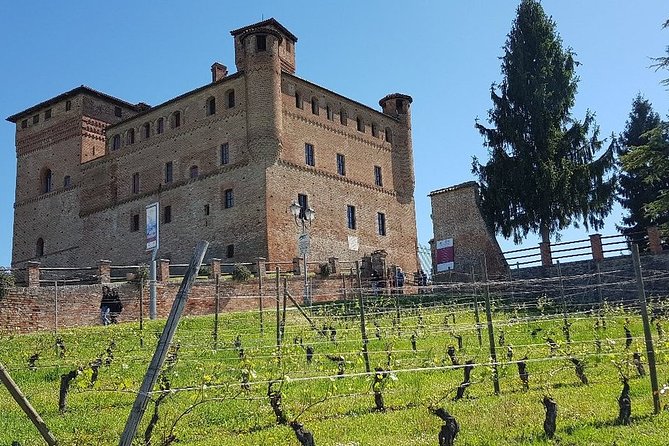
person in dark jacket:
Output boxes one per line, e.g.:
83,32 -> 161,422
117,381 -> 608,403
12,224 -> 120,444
109,288 -> 123,324
100,286 -> 113,325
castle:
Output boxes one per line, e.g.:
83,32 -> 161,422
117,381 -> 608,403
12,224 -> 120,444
7,19 -> 419,273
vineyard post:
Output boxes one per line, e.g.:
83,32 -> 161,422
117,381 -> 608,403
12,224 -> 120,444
482,256 -> 500,395
282,278 -> 288,340
596,262 -> 603,314
471,266 -> 482,347
53,280 -> 58,355
356,261 -> 371,373
139,278 -> 144,347
213,273 -> 220,349
342,273 -> 347,300
119,240 -> 208,446
557,261 -> 569,342
631,244 -> 660,414
258,258 -> 264,335
0,363 -> 58,446
275,267 -> 281,355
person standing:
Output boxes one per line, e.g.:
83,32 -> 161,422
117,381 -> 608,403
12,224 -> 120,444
100,286 -> 113,325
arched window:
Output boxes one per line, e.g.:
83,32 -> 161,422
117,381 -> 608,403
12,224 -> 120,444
207,96 -> 216,116
171,111 -> 181,128
41,168 -> 52,193
127,128 -> 135,144
340,109 -> 347,125
227,89 -> 235,108
112,134 -> 121,150
36,238 -> 44,257
190,165 -> 199,179
356,117 -> 364,133
143,122 -> 151,139
311,97 -> 319,115
157,117 -> 164,134
385,127 -> 393,143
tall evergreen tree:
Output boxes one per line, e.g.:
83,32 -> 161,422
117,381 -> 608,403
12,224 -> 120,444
617,95 -> 662,240
472,0 -> 616,245
651,19 -> 669,86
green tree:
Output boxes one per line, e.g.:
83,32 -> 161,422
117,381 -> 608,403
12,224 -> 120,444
651,19 -> 669,86
616,95 -> 663,241
620,122 -> 669,233
472,0 -> 616,245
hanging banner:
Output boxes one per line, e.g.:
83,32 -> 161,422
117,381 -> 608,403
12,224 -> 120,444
436,238 -> 454,272
146,202 -> 159,252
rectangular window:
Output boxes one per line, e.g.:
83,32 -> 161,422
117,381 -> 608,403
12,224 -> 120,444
227,90 -> 235,108
347,205 -> 356,230
63,175 -> 71,188
224,189 -> 234,209
326,106 -> 333,121
164,161 -> 173,184
131,214 -> 140,232
220,143 -> 229,165
377,212 -> 386,236
157,117 -> 164,134
204,204 -> 210,216
164,205 -> 172,224
173,111 -> 181,128
33,114 -> 39,124
305,143 -> 315,167
298,193 -> 308,220
337,153 -> 346,176
114,106 -> 122,118
374,166 -> 383,187
21,119 -> 27,129
65,100 -> 72,111
132,172 -> 140,194
45,109 -> 52,120
226,244 -> 234,258
256,34 -> 267,51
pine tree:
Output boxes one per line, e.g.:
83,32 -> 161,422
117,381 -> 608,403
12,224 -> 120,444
617,95 -> 662,242
651,19 -> 669,86
473,0 -> 616,245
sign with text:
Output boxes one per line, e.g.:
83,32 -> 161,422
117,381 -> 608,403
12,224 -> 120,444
146,202 -> 159,252
436,238 -> 454,272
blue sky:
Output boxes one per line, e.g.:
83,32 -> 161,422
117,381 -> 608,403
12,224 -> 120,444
1,1 -> 668,268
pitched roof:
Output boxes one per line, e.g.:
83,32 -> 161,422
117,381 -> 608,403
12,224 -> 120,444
230,18 -> 298,42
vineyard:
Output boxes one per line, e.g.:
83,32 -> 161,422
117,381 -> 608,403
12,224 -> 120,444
2,263 -> 669,445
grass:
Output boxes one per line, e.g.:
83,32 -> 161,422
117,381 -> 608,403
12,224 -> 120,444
1,291 -> 669,445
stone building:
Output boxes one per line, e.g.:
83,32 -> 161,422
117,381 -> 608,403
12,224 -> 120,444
7,19 -> 419,273
429,181 -> 507,279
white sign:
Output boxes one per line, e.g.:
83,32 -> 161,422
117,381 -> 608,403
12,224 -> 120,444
146,202 -> 159,252
436,238 -> 454,272
348,235 -> 359,251
298,233 -> 310,256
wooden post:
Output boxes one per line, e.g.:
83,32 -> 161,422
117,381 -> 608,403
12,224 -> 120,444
282,278 -> 288,340
0,363 -> 58,446
213,274 -> 220,349
557,261 -> 569,344
119,241 -> 209,446
356,261 -> 371,373
596,262 -> 604,313
471,266 -> 482,347
257,258 -> 265,335
631,244 -> 661,414
482,257 -> 500,395
139,279 -> 144,348
342,274 -> 347,300
284,290 -> 318,331
275,267 -> 281,354
53,281 -> 58,353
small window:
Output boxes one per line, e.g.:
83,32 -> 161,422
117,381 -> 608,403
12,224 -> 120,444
227,90 -> 235,108
190,165 -> 199,179
132,172 -> 140,194
204,204 -> 210,216
337,153 -> 346,176
164,206 -> 172,224
347,205 -> 356,230
21,119 -> 27,129
41,169 -> 52,193
297,193 -> 309,220
356,117 -> 364,132
207,96 -> 216,115
396,99 -> 404,114
311,97 -> 319,115
131,214 -> 140,232
220,143 -> 229,165
143,122 -> 150,139
44,109 -> 52,120
226,244 -> 234,258
65,100 -> 72,111
377,212 -> 386,236
33,114 -> 39,124
171,111 -> 181,128
374,166 -> 383,187
127,128 -> 135,144
385,127 -> 392,143
371,123 -> 378,137
157,117 -> 164,134
224,189 -> 234,208
305,143 -> 315,167
340,109 -> 347,125
256,34 -> 267,51
164,161 -> 173,184
286,40 -> 292,53
63,175 -> 71,188
112,134 -> 121,150
36,238 -> 44,257
114,106 -> 122,118
295,92 -> 303,109
326,105 -> 333,121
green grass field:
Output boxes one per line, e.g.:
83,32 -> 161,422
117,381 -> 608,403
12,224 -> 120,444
1,291 -> 668,445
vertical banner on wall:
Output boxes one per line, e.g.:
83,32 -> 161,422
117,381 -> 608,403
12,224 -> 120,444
436,238 -> 454,272
146,202 -> 159,252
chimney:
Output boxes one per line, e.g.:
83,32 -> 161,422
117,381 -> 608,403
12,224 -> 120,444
211,62 -> 228,82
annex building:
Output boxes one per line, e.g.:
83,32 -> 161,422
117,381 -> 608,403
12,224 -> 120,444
7,19 -> 419,273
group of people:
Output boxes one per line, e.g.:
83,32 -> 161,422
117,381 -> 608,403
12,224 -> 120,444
100,286 -> 123,325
